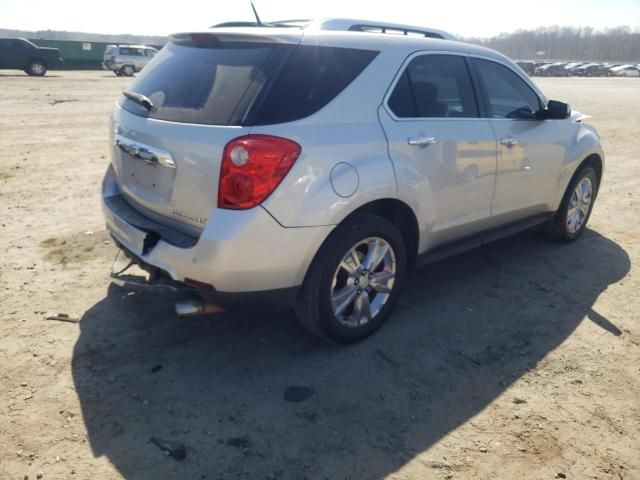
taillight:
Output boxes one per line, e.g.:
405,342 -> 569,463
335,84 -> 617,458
218,135 -> 301,209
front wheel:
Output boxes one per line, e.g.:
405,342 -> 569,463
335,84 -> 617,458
547,165 -> 599,242
26,60 -> 47,76
295,214 -> 407,343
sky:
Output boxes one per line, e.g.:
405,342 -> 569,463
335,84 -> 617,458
0,0 -> 639,38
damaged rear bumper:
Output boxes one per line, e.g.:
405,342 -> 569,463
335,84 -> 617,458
102,165 -> 332,310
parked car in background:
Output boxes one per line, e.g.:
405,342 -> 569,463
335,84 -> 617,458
103,20 -> 604,342
535,63 -> 570,77
573,64 -> 611,77
0,37 -> 64,76
515,60 -> 535,76
610,65 -> 639,77
564,62 -> 582,71
103,45 -> 158,76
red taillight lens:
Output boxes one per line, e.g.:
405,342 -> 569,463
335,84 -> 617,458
218,134 -> 301,209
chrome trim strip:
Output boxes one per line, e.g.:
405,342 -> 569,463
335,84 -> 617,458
115,134 -> 176,169
381,49 -> 548,123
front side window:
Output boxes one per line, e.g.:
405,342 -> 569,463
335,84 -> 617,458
388,54 -> 478,119
473,58 -> 542,119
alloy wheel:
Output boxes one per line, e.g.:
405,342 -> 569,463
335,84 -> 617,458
331,237 -> 396,328
566,177 -> 593,234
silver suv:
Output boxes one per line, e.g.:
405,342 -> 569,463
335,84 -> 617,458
103,44 -> 158,76
103,20 -> 604,342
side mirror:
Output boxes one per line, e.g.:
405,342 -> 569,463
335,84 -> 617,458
540,100 -> 571,120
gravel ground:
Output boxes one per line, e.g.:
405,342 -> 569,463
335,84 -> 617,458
0,71 -> 638,480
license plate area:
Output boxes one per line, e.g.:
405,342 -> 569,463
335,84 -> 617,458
107,213 -> 147,256
116,135 -> 176,204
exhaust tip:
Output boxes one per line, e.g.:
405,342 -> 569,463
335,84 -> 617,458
175,299 -> 224,317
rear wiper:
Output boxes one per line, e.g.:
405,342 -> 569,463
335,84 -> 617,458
122,90 -> 154,111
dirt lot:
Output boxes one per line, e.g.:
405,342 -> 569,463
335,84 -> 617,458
0,71 -> 639,480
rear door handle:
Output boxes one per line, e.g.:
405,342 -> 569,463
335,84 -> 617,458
408,136 -> 437,146
500,138 -> 519,147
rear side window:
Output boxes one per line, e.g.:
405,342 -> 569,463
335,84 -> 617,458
251,45 -> 378,125
388,54 -> 478,118
472,58 -> 542,119
121,40 -> 378,126
119,47 -> 131,55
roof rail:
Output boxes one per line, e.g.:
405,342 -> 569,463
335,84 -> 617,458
306,18 -> 456,40
210,17 -> 456,41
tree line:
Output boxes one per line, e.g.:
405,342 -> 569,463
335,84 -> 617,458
2,25 -> 639,62
0,28 -> 167,46
468,26 -> 640,62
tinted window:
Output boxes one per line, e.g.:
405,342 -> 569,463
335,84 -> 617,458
119,47 -> 131,55
252,45 -> 378,125
474,59 -> 542,119
11,39 -> 30,50
388,54 -> 478,118
122,41 -> 290,125
122,41 -> 378,126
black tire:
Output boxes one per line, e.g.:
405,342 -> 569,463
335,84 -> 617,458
114,70 -> 122,77
26,60 -> 47,76
547,165 -> 599,242
295,214 -> 407,343
120,65 -> 135,77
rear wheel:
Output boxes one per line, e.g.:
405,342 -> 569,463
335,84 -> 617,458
547,165 -> 599,242
295,214 -> 407,343
121,65 -> 135,77
26,60 -> 47,76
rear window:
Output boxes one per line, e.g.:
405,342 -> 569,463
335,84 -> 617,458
120,40 -> 378,126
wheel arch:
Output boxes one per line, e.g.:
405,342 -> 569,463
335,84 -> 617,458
27,57 -> 48,67
336,198 -> 420,269
580,153 -> 603,186
564,153 -> 603,203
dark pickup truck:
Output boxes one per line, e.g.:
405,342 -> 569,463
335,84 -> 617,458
0,38 -> 64,76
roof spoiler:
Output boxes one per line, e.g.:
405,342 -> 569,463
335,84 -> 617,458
170,31 -> 298,45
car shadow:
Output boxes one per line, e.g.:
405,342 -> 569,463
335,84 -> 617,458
72,228 -> 629,479
0,73 -> 62,78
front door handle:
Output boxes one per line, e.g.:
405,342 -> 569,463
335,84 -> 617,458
500,138 -> 519,147
408,136 -> 437,146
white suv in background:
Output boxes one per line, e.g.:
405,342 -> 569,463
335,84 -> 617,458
103,44 -> 158,76
103,19 -> 604,342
